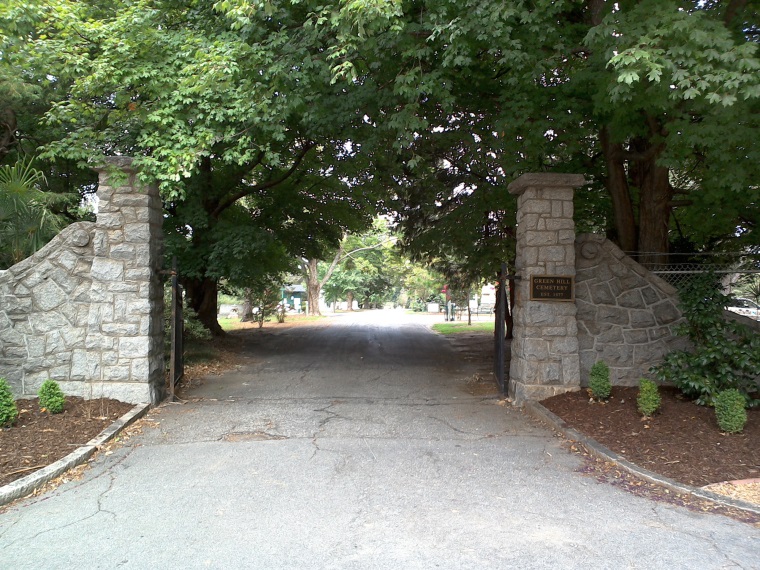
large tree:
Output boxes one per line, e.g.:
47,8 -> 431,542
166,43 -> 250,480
5,0 -> 385,333
312,0 -> 760,263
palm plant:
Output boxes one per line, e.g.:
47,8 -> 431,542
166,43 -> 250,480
0,160 -> 65,267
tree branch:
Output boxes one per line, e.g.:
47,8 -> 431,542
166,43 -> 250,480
211,142 -> 314,218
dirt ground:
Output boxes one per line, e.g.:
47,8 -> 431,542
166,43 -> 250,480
0,397 -> 134,487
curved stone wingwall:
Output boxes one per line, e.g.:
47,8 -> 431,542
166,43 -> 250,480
0,158 -> 165,404
575,234 -> 690,386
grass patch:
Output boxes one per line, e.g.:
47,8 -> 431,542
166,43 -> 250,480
219,313 -> 325,332
218,317 -> 256,331
432,321 -> 494,334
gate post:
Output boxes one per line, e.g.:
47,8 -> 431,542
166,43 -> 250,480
87,157 -> 165,404
508,173 -> 585,404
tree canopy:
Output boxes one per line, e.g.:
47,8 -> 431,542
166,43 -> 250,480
2,0 -> 758,332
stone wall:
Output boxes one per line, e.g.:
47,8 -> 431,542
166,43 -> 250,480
508,173 -> 585,403
575,234 -> 689,386
0,157 -> 165,404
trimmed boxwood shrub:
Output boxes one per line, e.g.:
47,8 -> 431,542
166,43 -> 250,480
38,379 -> 66,414
714,389 -> 747,434
0,377 -> 18,427
637,379 -> 661,417
589,361 -> 611,401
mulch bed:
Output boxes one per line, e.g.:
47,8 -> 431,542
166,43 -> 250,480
542,386 -> 760,487
0,397 -> 133,487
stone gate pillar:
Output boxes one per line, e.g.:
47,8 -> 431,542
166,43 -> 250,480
85,157 -> 165,404
508,173 -> 585,404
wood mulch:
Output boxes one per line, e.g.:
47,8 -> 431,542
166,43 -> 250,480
542,386 -> 759,488
0,397 -> 133,488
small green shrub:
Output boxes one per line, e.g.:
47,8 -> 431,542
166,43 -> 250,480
714,389 -> 747,434
37,379 -> 66,414
0,378 -> 19,427
637,379 -> 661,417
589,361 -> 611,401
38,379 -> 66,414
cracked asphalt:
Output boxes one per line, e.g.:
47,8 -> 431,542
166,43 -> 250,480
1,310 -> 758,569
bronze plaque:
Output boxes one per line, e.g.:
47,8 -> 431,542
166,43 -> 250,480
530,275 -> 574,302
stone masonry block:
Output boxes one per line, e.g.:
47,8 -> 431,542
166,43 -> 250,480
558,229 -> 576,244
93,231 -> 109,256
110,244 -> 136,261
538,246 -> 567,262
597,324 -> 623,344
70,350 -> 89,380
601,344 -> 634,367
649,326 -> 671,341
519,213 -> 541,229
107,229 -> 125,244
32,279 -> 66,311
127,299 -> 152,315
523,247 -> 539,266
561,354 -> 581,384
85,334 -> 116,350
640,286 -> 661,306
103,365 -> 131,382
545,219 -> 575,231
91,258 -> 124,282
3,295 -> 32,314
29,312 -> 70,334
97,212 -> 125,230
55,250 -> 80,271
125,268 -> 151,281
521,338 -> 550,360
550,336 -> 578,355
119,336 -> 151,358
597,305 -> 630,326
652,300 -> 681,325
124,223 -> 152,243
589,283 -> 615,305
102,322 -> 140,336
629,309 -> 657,328
131,357 -> 150,380
102,351 -> 119,366
617,289 -> 646,309
623,329 -> 650,345
112,193 -> 151,208
520,200 -> 552,214
525,231 -> 558,247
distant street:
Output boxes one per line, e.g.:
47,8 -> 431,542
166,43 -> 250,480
2,310 -> 758,569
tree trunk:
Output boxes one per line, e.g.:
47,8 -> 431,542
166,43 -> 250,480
346,291 -> 354,311
631,138 -> 672,267
601,126 -> 638,253
240,288 -> 254,322
305,258 -> 322,316
184,277 -> 225,336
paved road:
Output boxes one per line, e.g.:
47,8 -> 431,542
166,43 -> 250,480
1,311 -> 758,569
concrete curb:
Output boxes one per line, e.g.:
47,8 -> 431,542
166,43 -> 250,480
0,403 -> 151,507
523,401 -> 760,517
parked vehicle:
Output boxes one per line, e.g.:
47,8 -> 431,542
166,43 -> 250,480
727,297 -> 760,320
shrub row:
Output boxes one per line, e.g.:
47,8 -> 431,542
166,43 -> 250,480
0,378 -> 68,428
589,360 -> 749,434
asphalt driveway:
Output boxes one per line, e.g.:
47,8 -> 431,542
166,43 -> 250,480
1,310 -> 758,569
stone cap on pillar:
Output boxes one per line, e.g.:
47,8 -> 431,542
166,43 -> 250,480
91,156 -> 137,174
508,173 -> 586,196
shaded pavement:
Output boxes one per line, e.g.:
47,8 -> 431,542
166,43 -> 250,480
1,310 -> 758,569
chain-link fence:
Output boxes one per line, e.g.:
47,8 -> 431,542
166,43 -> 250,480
628,252 -> 760,294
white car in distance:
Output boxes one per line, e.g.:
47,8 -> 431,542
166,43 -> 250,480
727,297 -> 760,320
